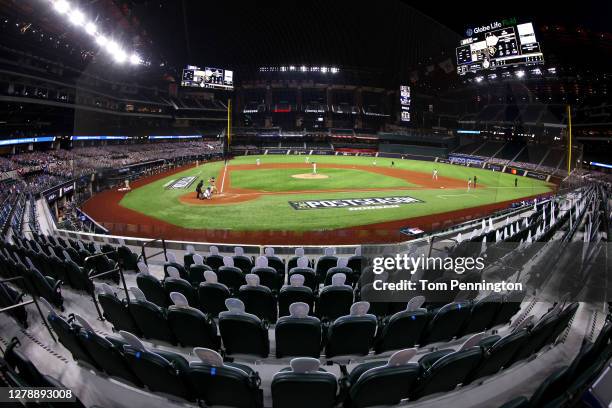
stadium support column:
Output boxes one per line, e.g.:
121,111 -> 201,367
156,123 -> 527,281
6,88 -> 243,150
567,105 -> 572,176
225,98 -> 232,161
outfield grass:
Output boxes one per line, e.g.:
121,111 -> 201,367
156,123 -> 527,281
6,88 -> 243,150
119,155 -> 554,231
230,167 -> 417,191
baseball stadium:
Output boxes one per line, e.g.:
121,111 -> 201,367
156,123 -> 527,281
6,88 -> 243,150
0,1 -> 610,408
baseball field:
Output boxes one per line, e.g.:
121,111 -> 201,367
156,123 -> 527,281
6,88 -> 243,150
82,155 -> 554,244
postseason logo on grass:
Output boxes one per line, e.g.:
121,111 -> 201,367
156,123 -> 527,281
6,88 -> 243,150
289,196 -> 423,210
166,176 -> 197,189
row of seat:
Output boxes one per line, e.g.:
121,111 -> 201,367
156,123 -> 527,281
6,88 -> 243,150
100,274 -> 527,359
500,321 -> 612,408
1,336 -> 86,407
44,296 -> 579,407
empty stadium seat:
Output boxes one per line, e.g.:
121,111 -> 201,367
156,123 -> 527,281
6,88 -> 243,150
412,337 -> 483,399
317,273 -> 354,321
276,302 -> 321,358
164,253 -> 189,280
198,270 -> 230,317
315,248 -> 338,283
72,314 -> 142,386
205,246 -> 224,271
232,247 -> 253,274
238,274 -> 277,323
187,347 -> 263,408
325,301 -> 377,359
128,287 -> 176,344
188,253 -> 212,285
23,257 -> 63,308
324,258 -> 354,286
374,296 -> 429,354
135,262 -> 168,308
219,298 -> 270,358
278,274 -> 314,317
491,290 -> 525,327
466,328 -> 529,383
117,239 -> 138,271
183,245 -> 196,269
346,348 -> 420,408
287,247 -> 308,271
264,247 -> 285,277
119,331 -> 193,401
347,247 -> 366,276
97,284 -> 141,335
167,292 -> 220,349
288,256 -> 317,292
459,293 -> 503,336
62,251 -> 94,293
420,301 -> 471,344
43,300 -> 99,368
271,357 -> 337,408
251,256 -> 282,291
164,267 -> 198,307
218,256 -> 246,292
0,282 -> 27,326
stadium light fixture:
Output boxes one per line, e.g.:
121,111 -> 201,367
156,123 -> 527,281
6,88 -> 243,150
113,49 -> 127,64
47,0 -> 146,66
475,76 -> 484,83
53,0 -> 70,14
95,34 -> 108,46
516,70 -> 525,78
84,22 -> 97,36
129,53 -> 142,65
68,9 -> 85,26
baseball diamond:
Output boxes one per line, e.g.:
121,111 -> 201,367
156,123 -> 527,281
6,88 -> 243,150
82,154 -> 554,244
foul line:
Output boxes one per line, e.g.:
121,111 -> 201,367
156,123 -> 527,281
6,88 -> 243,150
220,162 -> 228,193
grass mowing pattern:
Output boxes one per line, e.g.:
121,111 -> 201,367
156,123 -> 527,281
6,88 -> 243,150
230,167 -> 417,191
119,155 -> 554,231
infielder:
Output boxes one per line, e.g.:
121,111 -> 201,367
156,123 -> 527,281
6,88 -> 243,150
432,168 -> 438,180
467,177 -> 473,191
305,156 -> 310,163
256,158 -> 261,166
312,162 -> 317,174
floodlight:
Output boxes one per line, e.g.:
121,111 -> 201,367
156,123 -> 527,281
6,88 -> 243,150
95,34 -> 108,46
54,0 -> 69,14
113,49 -> 127,63
129,53 -> 142,65
68,9 -> 85,26
84,22 -> 97,35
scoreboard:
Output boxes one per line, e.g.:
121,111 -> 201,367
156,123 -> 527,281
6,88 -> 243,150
456,21 -> 544,75
181,65 -> 234,90
400,85 -> 410,122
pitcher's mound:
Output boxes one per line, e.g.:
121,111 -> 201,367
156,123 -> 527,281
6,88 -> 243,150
292,173 -> 329,179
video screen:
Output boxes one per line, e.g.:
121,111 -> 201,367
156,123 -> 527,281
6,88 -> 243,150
400,85 -> 410,122
456,21 -> 544,75
181,65 -> 234,90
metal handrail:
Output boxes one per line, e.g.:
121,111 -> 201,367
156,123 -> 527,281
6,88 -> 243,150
140,238 -> 167,266
0,276 -> 56,342
85,251 -> 131,321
